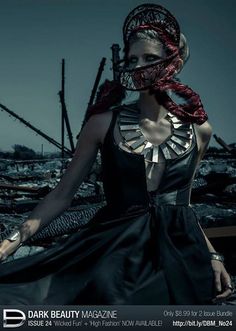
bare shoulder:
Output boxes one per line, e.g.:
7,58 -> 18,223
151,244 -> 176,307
193,120 -> 212,144
84,110 -> 113,145
89,110 -> 113,127
193,120 -> 212,156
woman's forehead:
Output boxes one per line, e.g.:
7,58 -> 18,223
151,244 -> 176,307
128,39 -> 165,56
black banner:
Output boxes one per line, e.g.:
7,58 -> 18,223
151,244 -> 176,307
0,305 -> 235,330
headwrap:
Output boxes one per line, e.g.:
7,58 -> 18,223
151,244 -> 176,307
87,3 -> 207,125
119,3 -> 208,124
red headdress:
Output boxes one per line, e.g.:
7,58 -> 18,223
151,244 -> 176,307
86,3 -> 207,125
118,3 -> 208,125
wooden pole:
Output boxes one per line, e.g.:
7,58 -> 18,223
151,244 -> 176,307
59,59 -> 75,154
87,57 -> 106,110
61,59 -> 65,158
0,103 -> 72,155
111,44 -> 121,81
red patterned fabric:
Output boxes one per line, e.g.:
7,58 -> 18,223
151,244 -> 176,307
85,80 -> 126,121
87,4 -> 208,125
123,24 -> 208,124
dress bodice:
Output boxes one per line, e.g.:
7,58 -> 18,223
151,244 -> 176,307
100,105 -> 199,212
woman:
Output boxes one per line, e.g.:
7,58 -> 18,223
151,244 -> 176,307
0,3 -> 233,304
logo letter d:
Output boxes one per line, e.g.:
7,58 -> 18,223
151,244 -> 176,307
3,309 -> 26,328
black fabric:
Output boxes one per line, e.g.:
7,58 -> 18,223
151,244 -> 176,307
0,108 -> 215,305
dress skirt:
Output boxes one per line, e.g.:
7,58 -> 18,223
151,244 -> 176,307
0,203 -> 215,305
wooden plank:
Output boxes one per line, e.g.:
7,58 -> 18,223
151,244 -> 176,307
203,226 -> 236,238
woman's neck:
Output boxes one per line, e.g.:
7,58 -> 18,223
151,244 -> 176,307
137,92 -> 168,122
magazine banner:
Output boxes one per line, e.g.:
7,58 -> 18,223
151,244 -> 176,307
0,305 -> 235,330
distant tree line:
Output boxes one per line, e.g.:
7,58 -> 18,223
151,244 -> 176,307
0,145 -> 61,160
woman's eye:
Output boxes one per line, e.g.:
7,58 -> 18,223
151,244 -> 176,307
145,55 -> 160,62
128,57 -> 137,64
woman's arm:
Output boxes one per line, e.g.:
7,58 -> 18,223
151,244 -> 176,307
20,115 -> 101,240
197,223 -> 216,253
193,121 -> 233,300
193,120 -> 214,249
0,113 -> 107,261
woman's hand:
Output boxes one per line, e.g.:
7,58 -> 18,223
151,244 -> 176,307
212,260 -> 234,301
0,238 -> 21,263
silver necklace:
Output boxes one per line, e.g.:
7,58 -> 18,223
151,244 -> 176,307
118,103 -> 193,163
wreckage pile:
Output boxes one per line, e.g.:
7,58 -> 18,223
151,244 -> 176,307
192,146 -> 236,226
0,144 -> 235,236
0,141 -> 235,277
0,156 -> 105,244
0,158 -> 103,213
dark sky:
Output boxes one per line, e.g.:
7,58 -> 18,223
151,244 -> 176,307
0,0 -> 235,152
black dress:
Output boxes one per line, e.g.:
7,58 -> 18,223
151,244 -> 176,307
0,105 -> 215,305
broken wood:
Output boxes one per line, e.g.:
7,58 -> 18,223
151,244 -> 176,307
213,134 -> 236,155
0,183 -> 49,195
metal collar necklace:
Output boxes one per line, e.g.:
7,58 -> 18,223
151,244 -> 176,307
118,103 -> 193,163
